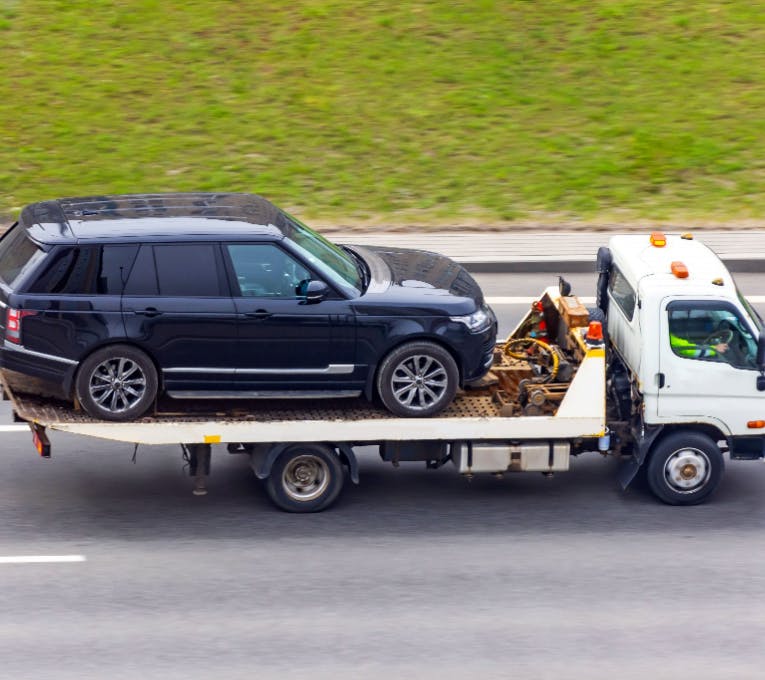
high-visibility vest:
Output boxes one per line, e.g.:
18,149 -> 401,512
669,333 -> 716,358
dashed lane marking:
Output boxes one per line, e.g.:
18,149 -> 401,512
0,555 -> 86,564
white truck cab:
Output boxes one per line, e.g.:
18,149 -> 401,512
598,232 -> 765,503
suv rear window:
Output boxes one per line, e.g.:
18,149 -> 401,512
0,224 -> 45,288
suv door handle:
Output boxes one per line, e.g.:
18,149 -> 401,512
135,307 -> 163,318
244,310 -> 272,319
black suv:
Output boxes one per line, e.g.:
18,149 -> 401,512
0,193 -> 496,421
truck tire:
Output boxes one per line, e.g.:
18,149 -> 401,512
75,345 -> 158,422
377,341 -> 459,417
266,444 -> 344,512
646,432 -> 724,505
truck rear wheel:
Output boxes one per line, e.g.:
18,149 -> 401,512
266,444 -> 344,512
646,432 -> 724,505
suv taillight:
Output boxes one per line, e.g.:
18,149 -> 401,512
6,308 -> 36,344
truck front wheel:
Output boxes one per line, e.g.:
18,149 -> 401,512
646,432 -> 724,505
266,444 -> 345,512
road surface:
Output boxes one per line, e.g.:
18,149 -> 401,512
0,270 -> 764,680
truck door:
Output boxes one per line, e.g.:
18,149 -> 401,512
657,298 -> 761,434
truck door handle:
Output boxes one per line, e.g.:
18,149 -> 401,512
244,310 -> 272,319
135,307 -> 162,318
657,372 -> 665,388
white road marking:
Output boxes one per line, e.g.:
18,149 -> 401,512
486,295 -> 765,305
0,425 -> 30,432
486,296 -> 596,305
0,555 -> 86,564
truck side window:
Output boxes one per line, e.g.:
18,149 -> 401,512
608,266 -> 636,320
667,302 -> 757,369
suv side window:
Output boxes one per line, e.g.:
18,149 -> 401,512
226,243 -> 311,298
154,244 -> 226,297
608,266 -> 637,321
28,245 -> 138,295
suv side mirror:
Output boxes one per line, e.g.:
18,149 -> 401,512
303,280 -> 329,304
756,332 -> 765,391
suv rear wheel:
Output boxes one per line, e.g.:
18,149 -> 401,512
377,340 -> 459,417
75,345 -> 158,421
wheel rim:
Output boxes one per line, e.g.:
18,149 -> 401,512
390,354 -> 449,412
282,455 -> 330,502
663,447 -> 711,493
89,357 -> 147,414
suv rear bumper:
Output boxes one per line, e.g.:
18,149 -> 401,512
0,342 -> 77,397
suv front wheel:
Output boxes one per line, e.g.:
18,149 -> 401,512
377,340 -> 459,417
75,345 -> 158,421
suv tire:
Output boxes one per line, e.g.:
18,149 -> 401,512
75,345 -> 158,422
377,341 -> 459,417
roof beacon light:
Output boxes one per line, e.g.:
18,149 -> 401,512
586,320 -> 604,344
650,231 -> 666,247
671,261 -> 689,279
681,232 -> 694,240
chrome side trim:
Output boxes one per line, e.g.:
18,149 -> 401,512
2,340 -> 78,366
167,389 -> 362,400
0,299 -> 7,309
163,364 -> 355,376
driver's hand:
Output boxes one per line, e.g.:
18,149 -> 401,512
714,343 -> 729,353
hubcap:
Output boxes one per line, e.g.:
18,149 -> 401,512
89,357 -> 147,414
282,455 -> 330,502
663,447 -> 711,493
390,354 -> 448,411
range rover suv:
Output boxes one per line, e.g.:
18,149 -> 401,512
0,193 -> 497,421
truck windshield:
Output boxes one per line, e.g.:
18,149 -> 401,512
737,287 -> 763,333
0,224 -> 46,289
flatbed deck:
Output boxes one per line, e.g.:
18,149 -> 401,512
2,287 -> 606,446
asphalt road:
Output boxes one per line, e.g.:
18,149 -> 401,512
1,271 -> 764,680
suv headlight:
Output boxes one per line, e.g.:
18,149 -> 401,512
451,306 -> 493,333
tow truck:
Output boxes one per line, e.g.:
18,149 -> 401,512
3,231 -> 765,511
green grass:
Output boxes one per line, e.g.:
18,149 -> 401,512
2,0 -> 765,226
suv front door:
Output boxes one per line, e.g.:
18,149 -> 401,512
224,243 -> 359,393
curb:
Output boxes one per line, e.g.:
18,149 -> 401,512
461,256 -> 765,274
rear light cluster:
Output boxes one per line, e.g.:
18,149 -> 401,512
5,308 -> 36,344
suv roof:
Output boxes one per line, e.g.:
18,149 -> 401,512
18,193 -> 286,244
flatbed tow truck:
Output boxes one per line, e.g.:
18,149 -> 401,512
4,232 -> 765,511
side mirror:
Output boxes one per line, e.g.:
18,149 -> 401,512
304,280 -> 329,304
758,331 -> 765,369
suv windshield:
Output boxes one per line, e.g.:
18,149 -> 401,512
281,213 -> 362,296
0,224 -> 45,289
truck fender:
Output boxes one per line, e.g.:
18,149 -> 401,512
617,424 -> 664,489
250,442 -> 359,485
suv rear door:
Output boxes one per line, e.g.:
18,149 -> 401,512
121,243 -> 239,394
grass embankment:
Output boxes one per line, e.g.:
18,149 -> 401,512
1,1 -> 765,227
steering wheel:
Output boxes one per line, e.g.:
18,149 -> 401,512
703,327 -> 734,346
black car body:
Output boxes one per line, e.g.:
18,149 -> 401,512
0,193 -> 496,420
